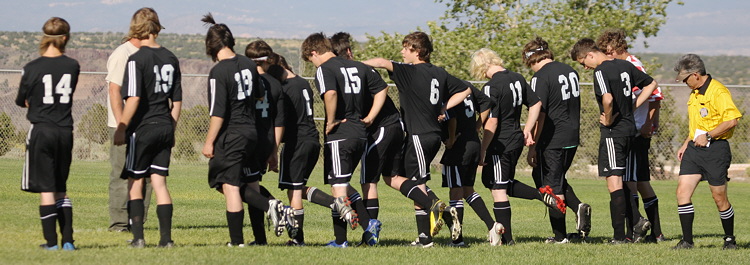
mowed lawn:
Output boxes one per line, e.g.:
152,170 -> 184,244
0,158 -> 747,264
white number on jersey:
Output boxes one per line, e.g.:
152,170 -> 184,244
42,74 -> 72,104
620,72 -> 632,97
559,72 -> 580,101
463,97 -> 475,118
509,81 -> 523,107
302,89 -> 313,116
256,89 -> 270,118
430,78 -> 440,105
153,64 -> 175,93
234,69 -> 253,100
340,67 -> 361,94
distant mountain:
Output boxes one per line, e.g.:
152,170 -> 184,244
635,53 -> 749,86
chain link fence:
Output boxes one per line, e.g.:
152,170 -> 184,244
1,70 -> 748,179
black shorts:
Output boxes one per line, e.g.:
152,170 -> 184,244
532,147 -> 577,194
679,140 -> 731,186
122,123 -> 174,179
624,136 -> 651,182
402,133 -> 441,185
481,147 -> 522,190
243,126 -> 274,182
279,140 -> 320,190
360,122 -> 404,184
324,138 -> 365,185
442,164 -> 478,188
208,127 -> 256,189
21,124 -> 73,193
598,136 -> 631,177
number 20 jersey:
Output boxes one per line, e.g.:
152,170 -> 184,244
16,55 -> 80,127
121,46 -> 183,132
530,61 -> 580,149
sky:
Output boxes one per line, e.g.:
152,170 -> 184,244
1,0 -> 748,56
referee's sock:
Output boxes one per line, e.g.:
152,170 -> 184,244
493,201 -> 513,243
39,205 -> 58,247
466,192 -> 494,230
677,203 -> 694,244
226,210 -> 244,245
56,198 -> 74,244
248,208 -> 267,244
128,199 -> 145,241
364,199 -> 380,219
610,190 -> 626,240
643,196 -> 662,236
399,181 -> 432,209
305,186 -> 335,208
719,205 -> 734,237
157,204 -> 173,245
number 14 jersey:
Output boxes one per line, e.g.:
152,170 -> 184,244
16,55 -> 80,127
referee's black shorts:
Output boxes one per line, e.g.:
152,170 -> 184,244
21,124 -> 73,193
679,140 -> 731,186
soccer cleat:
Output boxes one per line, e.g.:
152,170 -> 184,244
410,241 -> 434,248
608,238 -> 631,245
539,186 -> 566,214
246,241 -> 267,246
447,241 -> 467,248
62,242 -> 76,251
325,240 -> 349,248
285,239 -> 305,246
448,206 -> 462,241
267,199 -> 288,237
545,237 -> 570,244
576,203 -> 592,238
130,238 -> 146,248
282,206 -> 299,239
632,217 -> 651,242
488,222 -> 505,246
39,244 -> 58,250
655,234 -> 668,242
504,239 -> 516,246
157,241 -> 174,248
723,236 -> 737,250
429,200 -> 447,237
331,196 -> 359,230
226,242 -> 246,247
672,240 -> 694,249
363,219 -> 382,246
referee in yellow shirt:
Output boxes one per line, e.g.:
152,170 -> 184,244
672,54 -> 742,250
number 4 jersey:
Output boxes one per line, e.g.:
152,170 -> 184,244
121,46 -> 183,132
16,55 -> 80,127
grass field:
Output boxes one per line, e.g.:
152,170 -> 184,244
0,158 -> 747,264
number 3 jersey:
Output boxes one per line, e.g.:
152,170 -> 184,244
16,55 -> 80,127
207,55 -> 261,128
121,46 -> 183,132
315,57 -> 387,141
592,59 -> 653,138
484,70 -> 539,152
530,61 -> 580,149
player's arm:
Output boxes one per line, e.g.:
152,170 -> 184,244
15,69 -> 30,108
202,116 -> 223,158
477,109 -> 490,134
634,80 -> 657,109
107,51 -> 127,123
445,116 -> 458,150
362,58 -> 393,72
363,87 -> 387,127
171,101 -> 182,125
479,117 -> 497,166
523,101 -> 542,146
114,96 -> 140,146
446,87 -> 471,110
323,90 -> 339,135
600,93 -> 615,126
109,81 -> 125,121
527,111 -> 545,167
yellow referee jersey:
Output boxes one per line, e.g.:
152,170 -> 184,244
687,77 -> 742,140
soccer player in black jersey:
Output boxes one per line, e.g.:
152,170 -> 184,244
364,31 -> 471,247
522,37 -> 591,243
570,38 -> 658,244
199,14 -> 296,248
302,32 -> 383,248
470,47 -> 568,245
113,8 -> 180,248
17,17 -> 79,251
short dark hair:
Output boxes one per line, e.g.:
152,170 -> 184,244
300,32 -> 332,62
245,39 -> 274,60
569,38 -> 601,61
522,37 -> 554,67
402,31 -> 433,63
596,28 -> 628,55
201,13 -> 235,62
330,32 -> 352,59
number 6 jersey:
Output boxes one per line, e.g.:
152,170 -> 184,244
16,55 -> 80,127
121,46 -> 183,132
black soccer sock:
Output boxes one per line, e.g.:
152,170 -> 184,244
348,192 -> 370,227
399,181 -> 432,209
157,204 -> 173,245
494,201 -> 513,243
248,208 -> 267,244
508,180 -> 540,200
425,186 -> 439,201
416,209 -> 432,245
259,185 -> 275,200
332,209 -> 347,244
40,205 -> 58,247
466,192 -> 494,230
56,198 -> 74,244
364,198 -> 380,219
451,200 -> 465,243
226,210 -> 244,245
563,185 -> 582,213
677,203 -> 694,244
294,209 -> 305,244
719,205 -> 734,237
549,207 -> 566,241
240,185 -> 270,212
305,187 -> 335,208
643,196 -> 662,236
128,199 -> 145,241
610,190 -> 626,240
623,187 -> 635,239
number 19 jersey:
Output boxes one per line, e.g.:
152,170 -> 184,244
16,55 -> 80,127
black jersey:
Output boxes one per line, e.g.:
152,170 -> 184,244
441,82 -> 492,165
365,91 -> 400,130
593,59 -> 654,137
207,56 -> 261,129
16,56 -> 79,127
281,75 -> 319,142
256,73 -> 284,131
121,46 -> 183,132
530,61 -> 580,149
390,62 -> 467,136
315,57 -> 387,141
483,70 -> 539,151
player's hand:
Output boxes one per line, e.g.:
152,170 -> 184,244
113,126 -> 126,146
361,116 -> 374,127
599,112 -> 619,126
325,119 -> 345,135
24,100 -> 29,108
640,122 -> 653,138
694,134 -> 709,148
267,153 -> 279,172
523,130 -> 535,146
202,142 -> 214,158
527,147 -> 538,167
478,152 -> 487,166
437,113 -> 447,122
677,142 -> 688,161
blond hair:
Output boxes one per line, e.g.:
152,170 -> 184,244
39,17 -> 70,55
469,48 -> 504,80
127,7 -> 162,40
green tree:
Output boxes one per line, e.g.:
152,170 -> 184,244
0,112 -> 18,156
78,103 -> 109,145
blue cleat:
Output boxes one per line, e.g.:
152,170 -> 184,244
62,242 -> 76,251
363,219 -> 382,246
40,244 -> 58,250
325,240 -> 349,248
